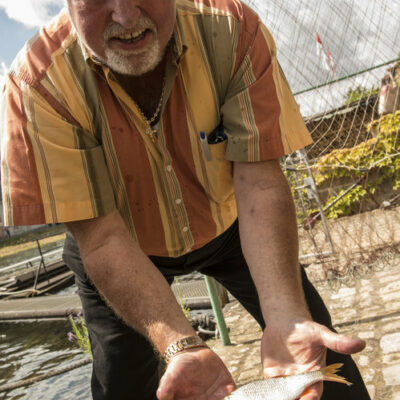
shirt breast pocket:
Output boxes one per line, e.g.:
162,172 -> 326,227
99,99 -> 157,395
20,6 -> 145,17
204,124 -> 234,203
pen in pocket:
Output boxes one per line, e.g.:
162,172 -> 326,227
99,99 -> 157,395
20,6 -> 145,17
200,131 -> 211,161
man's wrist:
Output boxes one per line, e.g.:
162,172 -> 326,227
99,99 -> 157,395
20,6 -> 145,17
262,302 -> 312,325
163,335 -> 209,363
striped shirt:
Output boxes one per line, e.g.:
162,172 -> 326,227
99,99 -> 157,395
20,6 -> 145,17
1,0 -> 312,257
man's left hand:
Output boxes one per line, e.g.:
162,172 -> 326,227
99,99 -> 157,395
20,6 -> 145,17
261,318 -> 366,400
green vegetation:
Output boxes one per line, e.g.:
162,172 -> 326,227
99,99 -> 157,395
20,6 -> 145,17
0,224 -> 66,267
0,224 -> 66,249
174,277 -> 191,321
68,314 -> 92,358
312,111 -> 400,219
0,233 -> 65,258
345,85 -> 379,105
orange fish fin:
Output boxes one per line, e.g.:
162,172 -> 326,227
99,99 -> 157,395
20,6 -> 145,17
321,363 -> 352,386
300,387 -> 314,396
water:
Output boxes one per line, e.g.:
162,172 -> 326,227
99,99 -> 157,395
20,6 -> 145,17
0,317 -> 91,399
0,234 -> 93,399
0,263 -> 211,399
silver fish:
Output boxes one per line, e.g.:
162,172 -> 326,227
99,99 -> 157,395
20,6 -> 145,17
224,363 -> 351,400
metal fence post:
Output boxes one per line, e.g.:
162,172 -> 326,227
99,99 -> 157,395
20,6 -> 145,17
204,276 -> 231,345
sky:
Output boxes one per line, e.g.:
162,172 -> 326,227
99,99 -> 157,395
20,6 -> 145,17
0,0 -> 399,116
0,0 -> 63,91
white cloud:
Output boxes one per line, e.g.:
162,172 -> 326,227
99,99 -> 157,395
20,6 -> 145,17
245,0 -> 400,116
0,0 -> 397,118
0,62 -> 8,124
0,0 -> 63,28
0,61 -> 7,93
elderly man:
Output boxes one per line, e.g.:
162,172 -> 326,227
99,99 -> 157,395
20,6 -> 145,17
1,0 -> 370,399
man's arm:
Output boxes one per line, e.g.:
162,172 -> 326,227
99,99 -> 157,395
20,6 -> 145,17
234,159 -> 308,320
66,211 -> 235,400
233,159 -> 365,400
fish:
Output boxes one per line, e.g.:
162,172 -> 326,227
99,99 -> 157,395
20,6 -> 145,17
224,363 -> 351,400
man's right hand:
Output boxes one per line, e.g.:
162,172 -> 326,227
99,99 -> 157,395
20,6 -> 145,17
67,211 -> 235,399
157,347 -> 236,400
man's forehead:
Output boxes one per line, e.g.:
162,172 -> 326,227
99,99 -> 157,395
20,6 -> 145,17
66,0 -> 177,6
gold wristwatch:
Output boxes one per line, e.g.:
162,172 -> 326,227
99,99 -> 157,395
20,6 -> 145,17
163,335 -> 208,363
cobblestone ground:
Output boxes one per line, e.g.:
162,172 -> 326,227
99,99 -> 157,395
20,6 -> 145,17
208,254 -> 400,399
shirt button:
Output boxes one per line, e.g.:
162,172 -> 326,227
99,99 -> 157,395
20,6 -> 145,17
182,226 -> 189,233
175,198 -> 182,205
166,165 -> 172,172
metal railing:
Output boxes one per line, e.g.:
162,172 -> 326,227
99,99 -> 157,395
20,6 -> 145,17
0,247 -> 63,275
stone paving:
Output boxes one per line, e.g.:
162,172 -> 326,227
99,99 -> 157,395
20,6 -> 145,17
207,253 -> 400,399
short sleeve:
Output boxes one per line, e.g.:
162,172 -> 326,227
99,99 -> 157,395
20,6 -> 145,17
221,16 -> 312,162
1,74 -> 116,226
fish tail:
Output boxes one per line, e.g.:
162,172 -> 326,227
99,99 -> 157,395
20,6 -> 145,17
321,363 -> 352,386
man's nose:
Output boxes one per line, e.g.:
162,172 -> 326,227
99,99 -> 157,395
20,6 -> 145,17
110,0 -> 141,28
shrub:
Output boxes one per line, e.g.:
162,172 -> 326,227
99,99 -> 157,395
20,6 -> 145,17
312,111 -> 400,218
345,85 -> 379,105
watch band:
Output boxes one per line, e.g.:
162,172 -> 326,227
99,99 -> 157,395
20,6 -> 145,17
163,335 -> 208,363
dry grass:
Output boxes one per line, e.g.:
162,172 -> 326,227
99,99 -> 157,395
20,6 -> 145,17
299,204 -> 400,274
0,233 -> 66,258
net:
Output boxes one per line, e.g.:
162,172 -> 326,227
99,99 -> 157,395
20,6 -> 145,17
244,0 -> 400,270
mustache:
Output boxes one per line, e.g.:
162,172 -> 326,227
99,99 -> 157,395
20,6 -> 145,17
103,16 -> 157,40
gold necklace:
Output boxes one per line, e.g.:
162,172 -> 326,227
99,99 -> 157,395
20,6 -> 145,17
136,77 -> 166,142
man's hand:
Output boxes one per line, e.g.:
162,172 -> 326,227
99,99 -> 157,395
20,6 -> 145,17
157,347 -> 236,400
261,318 -> 366,400
234,159 -> 365,399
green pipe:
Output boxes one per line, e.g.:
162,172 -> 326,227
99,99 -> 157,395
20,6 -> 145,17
204,276 -> 231,345
294,57 -> 400,96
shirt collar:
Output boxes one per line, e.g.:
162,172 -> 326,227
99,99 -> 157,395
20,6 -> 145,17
171,9 -> 188,64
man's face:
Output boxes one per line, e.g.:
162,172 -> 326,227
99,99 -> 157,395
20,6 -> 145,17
67,0 -> 176,76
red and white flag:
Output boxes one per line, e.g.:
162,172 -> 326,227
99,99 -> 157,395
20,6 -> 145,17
316,33 -> 337,78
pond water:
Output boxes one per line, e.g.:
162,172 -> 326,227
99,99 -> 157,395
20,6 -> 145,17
0,318 -> 91,400
0,236 -> 93,399
0,249 -> 209,400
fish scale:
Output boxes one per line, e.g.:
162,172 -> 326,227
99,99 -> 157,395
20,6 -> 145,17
224,364 -> 351,400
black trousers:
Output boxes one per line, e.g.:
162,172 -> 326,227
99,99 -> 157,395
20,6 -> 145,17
63,220 -> 370,400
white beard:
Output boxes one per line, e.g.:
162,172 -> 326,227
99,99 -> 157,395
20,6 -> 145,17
67,6 -> 163,77
103,40 -> 163,76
